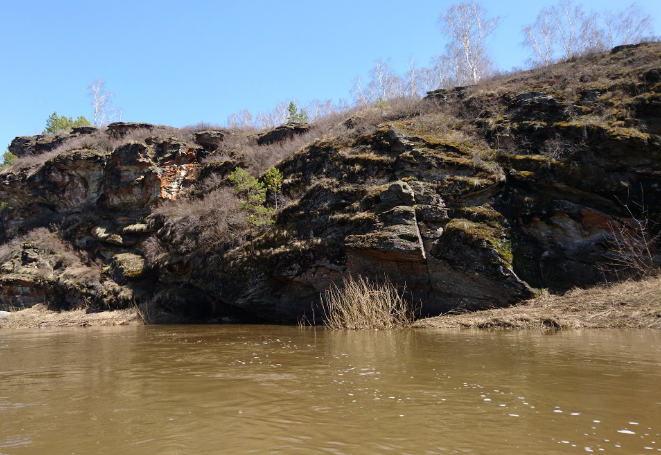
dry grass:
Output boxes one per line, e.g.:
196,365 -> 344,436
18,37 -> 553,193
0,304 -> 140,329
4,125 -> 207,173
414,275 -> 661,330
322,275 -> 415,330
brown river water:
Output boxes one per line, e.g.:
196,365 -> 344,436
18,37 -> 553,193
0,326 -> 660,454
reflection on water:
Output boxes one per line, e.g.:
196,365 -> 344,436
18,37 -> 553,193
0,327 -> 660,454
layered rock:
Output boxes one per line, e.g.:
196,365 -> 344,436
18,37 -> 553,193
1,43 -> 660,322
8,127 -> 96,158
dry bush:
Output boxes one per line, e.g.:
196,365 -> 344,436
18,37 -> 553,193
179,121 -> 225,135
538,133 -> 589,160
204,120 -> 343,176
0,236 -> 19,264
150,186 -> 247,258
6,125 -> 206,172
111,125 -> 200,145
242,131 -> 322,175
142,236 -> 164,265
6,130 -> 116,172
60,263 -> 102,287
0,227 -> 101,286
322,275 -> 415,330
9,148 -> 70,171
16,227 -> 80,266
347,97 -> 439,129
411,109 -> 484,145
602,201 -> 660,279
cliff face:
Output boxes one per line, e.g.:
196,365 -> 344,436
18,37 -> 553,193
1,43 -> 660,321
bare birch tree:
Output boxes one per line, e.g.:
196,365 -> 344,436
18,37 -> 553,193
603,3 -> 654,48
351,75 -> 371,107
305,99 -> 336,122
351,59 -> 405,106
88,78 -> 119,127
255,101 -> 290,129
419,54 -> 453,92
551,0 -> 584,59
547,0 -> 604,59
227,109 -> 253,129
405,58 -> 422,98
368,58 -> 405,101
439,2 -> 501,85
522,8 -> 556,67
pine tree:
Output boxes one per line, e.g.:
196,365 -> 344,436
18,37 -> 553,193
43,112 -> 92,134
286,102 -> 309,125
229,167 -> 274,227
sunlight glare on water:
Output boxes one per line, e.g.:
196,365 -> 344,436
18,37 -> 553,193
0,327 -> 660,454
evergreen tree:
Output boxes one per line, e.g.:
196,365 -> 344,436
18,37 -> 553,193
286,102 -> 309,125
43,112 -> 92,134
263,167 -> 284,210
229,167 -> 274,227
1,151 -> 17,170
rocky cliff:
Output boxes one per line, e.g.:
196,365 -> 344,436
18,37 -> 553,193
1,43 -> 660,322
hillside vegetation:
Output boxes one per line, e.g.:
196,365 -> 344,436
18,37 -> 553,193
1,43 -> 660,324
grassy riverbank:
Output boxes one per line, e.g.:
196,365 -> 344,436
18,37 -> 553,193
0,304 -> 141,329
2,275 -> 660,330
413,276 -> 661,330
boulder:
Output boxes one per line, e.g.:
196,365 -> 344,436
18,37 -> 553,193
106,122 -> 154,138
109,253 -> 146,284
255,123 -> 310,145
194,130 -> 226,150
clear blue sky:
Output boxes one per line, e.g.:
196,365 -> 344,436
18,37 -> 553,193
1,0 -> 659,152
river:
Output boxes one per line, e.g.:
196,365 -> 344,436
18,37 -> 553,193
1,326 -> 660,454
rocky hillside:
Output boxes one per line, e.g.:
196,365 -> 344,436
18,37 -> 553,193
1,43 -> 660,322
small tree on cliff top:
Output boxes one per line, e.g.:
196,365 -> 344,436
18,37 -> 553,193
43,112 -> 91,134
88,78 -> 121,127
286,101 -> 309,124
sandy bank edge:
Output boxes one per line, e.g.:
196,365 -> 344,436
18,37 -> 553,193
2,276 -> 660,330
0,304 -> 141,329
413,276 -> 661,330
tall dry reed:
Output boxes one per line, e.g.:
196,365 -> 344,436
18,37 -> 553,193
321,276 -> 415,330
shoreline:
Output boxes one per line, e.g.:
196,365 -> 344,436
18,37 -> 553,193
2,276 -> 660,330
413,276 -> 661,330
0,304 -> 141,329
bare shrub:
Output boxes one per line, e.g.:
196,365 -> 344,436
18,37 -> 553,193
5,125 -> 207,173
243,132 -> 321,175
151,186 -> 247,258
142,236 -> 164,265
179,121 -> 227,140
602,200 -> 659,279
0,227 -> 101,286
8,148 -> 72,171
0,234 -> 22,264
205,113 -> 352,175
21,227 -> 80,266
60,262 -> 102,287
321,275 -> 416,330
